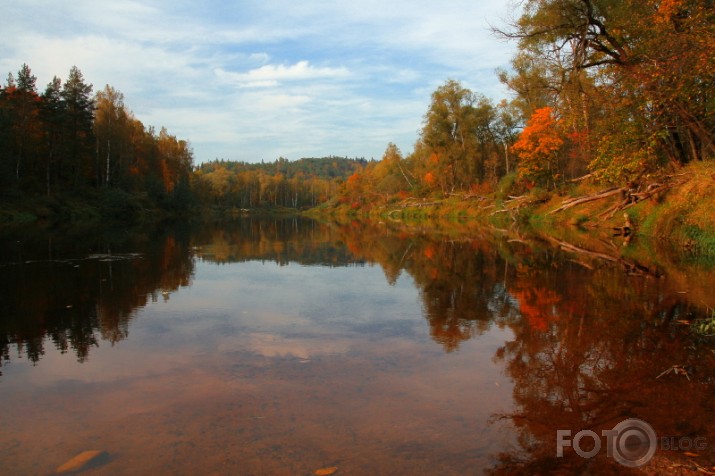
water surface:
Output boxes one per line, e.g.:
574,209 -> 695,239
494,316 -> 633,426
1,218 -> 713,474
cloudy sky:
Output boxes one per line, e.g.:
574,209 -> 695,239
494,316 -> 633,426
2,1 -> 518,163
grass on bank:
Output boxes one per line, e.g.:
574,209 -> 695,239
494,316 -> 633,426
309,161 -> 715,261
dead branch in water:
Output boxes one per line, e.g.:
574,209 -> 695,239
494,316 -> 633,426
545,236 -> 662,277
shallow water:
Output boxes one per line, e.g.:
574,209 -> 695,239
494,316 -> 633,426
1,218 -> 713,474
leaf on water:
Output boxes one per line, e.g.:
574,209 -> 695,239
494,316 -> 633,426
314,466 -> 338,475
683,451 -> 699,457
56,450 -> 107,474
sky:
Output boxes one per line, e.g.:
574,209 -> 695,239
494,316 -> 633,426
1,1 -> 519,164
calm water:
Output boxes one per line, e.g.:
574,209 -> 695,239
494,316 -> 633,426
1,218 -> 714,475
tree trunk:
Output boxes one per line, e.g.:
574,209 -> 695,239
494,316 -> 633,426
106,139 -> 111,186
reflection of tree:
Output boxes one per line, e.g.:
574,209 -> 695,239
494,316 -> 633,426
333,221 -> 509,351
328,219 -> 715,470
193,217 -> 363,267
413,240 -> 500,351
487,248 -> 715,473
0,217 -> 365,372
3,218 -> 714,471
0,224 -> 194,370
198,217 -> 502,352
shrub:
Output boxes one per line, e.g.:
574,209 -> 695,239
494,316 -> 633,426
495,172 -> 517,201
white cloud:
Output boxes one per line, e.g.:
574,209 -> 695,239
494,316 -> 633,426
1,0 -> 518,163
215,61 -> 350,88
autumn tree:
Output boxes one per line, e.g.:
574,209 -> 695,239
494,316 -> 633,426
369,143 -> 413,197
512,107 -> 565,188
1,63 -> 198,212
0,64 -> 43,186
95,85 -> 131,188
471,95 -> 506,184
501,0 -> 714,183
420,80 -> 481,192
155,127 -> 194,207
493,100 -> 522,176
497,53 -> 553,120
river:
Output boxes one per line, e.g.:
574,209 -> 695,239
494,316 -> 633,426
1,217 -> 713,474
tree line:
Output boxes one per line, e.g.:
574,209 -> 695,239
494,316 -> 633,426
2,1 -> 712,217
0,63 -> 366,215
1,64 -> 194,215
193,157 -> 366,209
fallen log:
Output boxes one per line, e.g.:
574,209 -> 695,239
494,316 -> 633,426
602,178 -> 689,217
570,173 -> 594,183
631,180 -> 687,202
549,187 -> 625,214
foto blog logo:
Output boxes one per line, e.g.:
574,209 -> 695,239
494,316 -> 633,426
556,418 -> 706,468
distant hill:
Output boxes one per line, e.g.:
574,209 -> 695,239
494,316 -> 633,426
197,156 -> 369,180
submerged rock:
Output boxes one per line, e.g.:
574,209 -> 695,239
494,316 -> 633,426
55,450 -> 108,474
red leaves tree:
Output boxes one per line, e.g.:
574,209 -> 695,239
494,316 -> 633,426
512,107 -> 564,189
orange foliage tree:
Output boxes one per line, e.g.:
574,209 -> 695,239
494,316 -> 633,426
512,107 -> 564,188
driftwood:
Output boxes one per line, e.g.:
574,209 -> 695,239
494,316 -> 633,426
631,179 -> 688,202
551,171 -> 692,217
599,175 -> 691,218
447,192 -> 487,201
491,193 -> 550,220
569,173 -> 594,183
549,187 -> 624,214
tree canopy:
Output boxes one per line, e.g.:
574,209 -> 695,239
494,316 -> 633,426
1,64 -> 194,212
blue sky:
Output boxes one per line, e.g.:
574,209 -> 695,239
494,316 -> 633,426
2,1 -> 518,163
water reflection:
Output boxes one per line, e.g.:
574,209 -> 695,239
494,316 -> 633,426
331,220 -> 715,472
0,217 -> 713,473
191,217 -> 363,267
0,224 -> 194,368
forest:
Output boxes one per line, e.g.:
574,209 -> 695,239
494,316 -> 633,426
1,0 -> 713,221
337,0 -> 714,208
0,61 -> 364,218
0,65 -> 195,218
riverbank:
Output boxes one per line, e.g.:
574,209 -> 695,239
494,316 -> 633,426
0,188 -> 310,227
0,188 -> 186,225
307,161 -> 715,263
5,161 -> 714,267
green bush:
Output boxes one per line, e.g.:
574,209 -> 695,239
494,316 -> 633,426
691,309 -> 715,337
495,172 -> 517,201
529,187 -> 551,203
